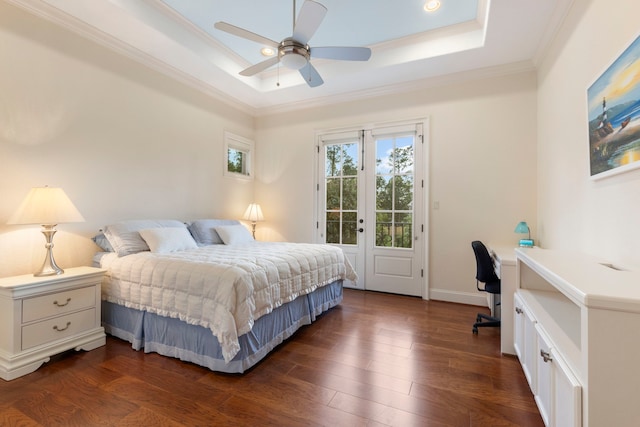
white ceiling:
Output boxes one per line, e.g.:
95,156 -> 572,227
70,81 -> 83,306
8,0 -> 573,115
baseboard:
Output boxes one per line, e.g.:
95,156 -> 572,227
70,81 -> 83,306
429,288 -> 489,307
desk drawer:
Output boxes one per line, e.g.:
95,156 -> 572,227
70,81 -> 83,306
22,286 -> 95,323
22,308 -> 96,350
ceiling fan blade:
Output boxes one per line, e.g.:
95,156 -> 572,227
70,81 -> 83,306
299,62 -> 323,87
292,0 -> 327,45
214,22 -> 279,48
311,46 -> 372,61
240,57 -> 280,76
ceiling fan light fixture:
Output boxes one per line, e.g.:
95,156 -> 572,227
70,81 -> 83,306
280,52 -> 307,69
279,39 -> 310,70
424,0 -> 441,12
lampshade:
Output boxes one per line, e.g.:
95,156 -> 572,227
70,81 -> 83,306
514,221 -> 530,235
243,203 -> 263,240
8,186 -> 84,276
8,186 -> 85,225
243,203 -> 264,223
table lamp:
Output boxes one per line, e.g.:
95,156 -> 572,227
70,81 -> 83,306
515,221 -> 534,247
8,186 -> 85,276
243,203 -> 264,239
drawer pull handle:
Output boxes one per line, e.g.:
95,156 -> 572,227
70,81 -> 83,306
540,350 -> 552,363
53,322 -> 71,332
53,298 -> 71,307
515,307 -> 523,314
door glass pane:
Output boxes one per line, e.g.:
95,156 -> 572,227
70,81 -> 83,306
324,141 -> 359,245
376,175 -> 392,210
394,137 -> 414,173
394,213 -> 412,248
326,212 -> 340,244
326,178 -> 340,210
343,177 -> 357,210
394,175 -> 413,210
375,133 -> 415,248
342,143 -> 358,175
376,212 -> 392,247
325,145 -> 341,177
342,212 -> 358,245
376,138 -> 394,174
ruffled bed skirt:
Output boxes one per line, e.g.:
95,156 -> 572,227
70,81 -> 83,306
102,280 -> 343,373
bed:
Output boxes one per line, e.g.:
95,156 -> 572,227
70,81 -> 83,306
93,219 -> 356,373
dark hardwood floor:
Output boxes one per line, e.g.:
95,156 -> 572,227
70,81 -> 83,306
0,289 -> 543,426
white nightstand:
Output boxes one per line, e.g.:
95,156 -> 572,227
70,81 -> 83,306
0,266 -> 106,381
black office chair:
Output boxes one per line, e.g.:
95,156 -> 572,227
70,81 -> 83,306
471,240 -> 501,334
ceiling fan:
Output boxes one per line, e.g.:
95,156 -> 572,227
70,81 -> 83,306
214,0 -> 372,87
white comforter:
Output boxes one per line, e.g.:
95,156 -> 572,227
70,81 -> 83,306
99,242 -> 356,363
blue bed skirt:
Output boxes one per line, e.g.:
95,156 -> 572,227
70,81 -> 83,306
102,280 -> 343,373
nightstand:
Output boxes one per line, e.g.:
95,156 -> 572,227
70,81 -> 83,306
0,266 -> 106,381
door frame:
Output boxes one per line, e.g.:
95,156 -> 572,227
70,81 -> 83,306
313,118 -> 430,300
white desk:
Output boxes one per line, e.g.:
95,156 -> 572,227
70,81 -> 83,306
489,246 -> 517,355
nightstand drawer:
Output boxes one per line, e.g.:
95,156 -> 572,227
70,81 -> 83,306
22,286 -> 95,323
22,308 -> 96,350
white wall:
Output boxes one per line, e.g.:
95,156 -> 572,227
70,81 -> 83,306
0,2 -> 255,276
256,72 -> 538,302
537,0 -> 640,269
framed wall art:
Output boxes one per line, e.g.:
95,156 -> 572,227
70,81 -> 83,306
588,33 -> 640,179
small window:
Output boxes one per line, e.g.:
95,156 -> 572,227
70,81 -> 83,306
224,131 -> 254,179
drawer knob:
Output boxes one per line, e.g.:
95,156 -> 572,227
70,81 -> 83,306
53,298 -> 71,307
540,349 -> 553,363
53,321 -> 71,332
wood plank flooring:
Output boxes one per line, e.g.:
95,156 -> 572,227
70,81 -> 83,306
0,289 -> 543,426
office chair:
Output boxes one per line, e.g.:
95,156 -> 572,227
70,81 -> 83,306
471,240 -> 501,334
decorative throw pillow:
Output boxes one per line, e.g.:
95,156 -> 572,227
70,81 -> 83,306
188,219 -> 241,245
214,224 -> 254,245
91,232 -> 114,252
139,227 -> 198,253
103,219 -> 186,256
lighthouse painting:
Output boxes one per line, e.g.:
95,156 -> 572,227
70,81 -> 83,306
588,34 -> 640,178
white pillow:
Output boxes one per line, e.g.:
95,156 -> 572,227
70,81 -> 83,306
214,224 -> 254,245
139,227 -> 198,253
103,219 -> 186,256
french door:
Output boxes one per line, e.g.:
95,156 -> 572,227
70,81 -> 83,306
316,121 -> 426,297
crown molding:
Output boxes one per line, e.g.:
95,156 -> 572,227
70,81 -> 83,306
254,60 -> 537,116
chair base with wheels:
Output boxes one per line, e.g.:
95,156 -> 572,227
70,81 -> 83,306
472,298 -> 500,334
471,241 -> 501,335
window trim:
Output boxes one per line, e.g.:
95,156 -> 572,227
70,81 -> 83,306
224,131 -> 254,180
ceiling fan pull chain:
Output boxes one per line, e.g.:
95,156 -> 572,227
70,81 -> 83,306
277,62 -> 280,87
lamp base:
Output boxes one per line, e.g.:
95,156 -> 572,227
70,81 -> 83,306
35,260 -> 64,277
519,239 -> 534,248
35,225 -> 64,277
